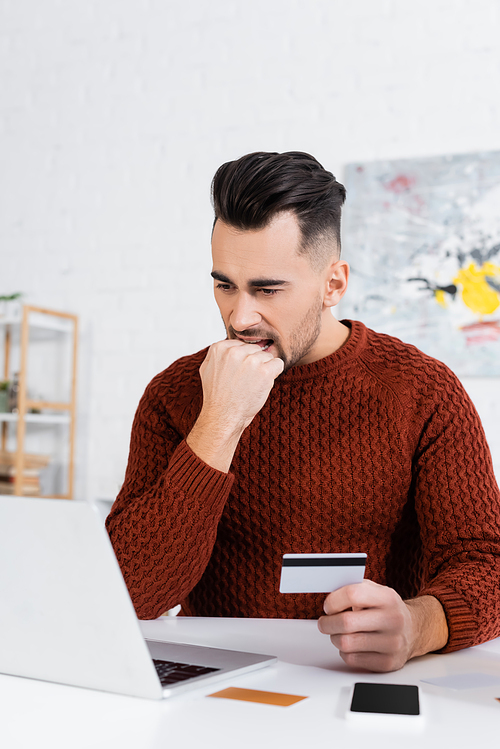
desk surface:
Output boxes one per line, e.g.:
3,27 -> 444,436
2,617 -> 500,749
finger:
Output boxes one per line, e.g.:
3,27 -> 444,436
318,609 -> 362,635
220,339 -> 262,355
212,338 -> 246,350
266,356 -> 284,378
322,582 -> 370,615
319,601 -> 407,639
238,345 -> 284,373
339,649 -> 406,673
232,344 -> 283,372
208,338 -> 260,357
323,605 -> 394,634
329,629 -> 407,656
323,579 -> 394,615
223,339 -> 276,362
330,631 -> 376,653
220,338 -> 269,353
203,340 -> 270,373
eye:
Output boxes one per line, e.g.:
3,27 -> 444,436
215,283 -> 233,292
259,288 -> 279,296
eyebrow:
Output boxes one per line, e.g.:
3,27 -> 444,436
211,271 -> 290,287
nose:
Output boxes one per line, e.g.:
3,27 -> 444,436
230,292 -> 262,332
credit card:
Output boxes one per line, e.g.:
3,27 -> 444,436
279,553 -> 367,594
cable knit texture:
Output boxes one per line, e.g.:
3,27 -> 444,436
106,320 -> 500,653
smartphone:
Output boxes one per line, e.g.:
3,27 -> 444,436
347,683 -> 423,729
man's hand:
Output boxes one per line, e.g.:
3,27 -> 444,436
186,339 -> 284,472
317,580 -> 449,672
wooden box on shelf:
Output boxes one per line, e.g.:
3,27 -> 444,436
0,305 -> 78,499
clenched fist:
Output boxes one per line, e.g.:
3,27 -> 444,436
186,339 -> 284,472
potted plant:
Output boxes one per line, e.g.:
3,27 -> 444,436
0,293 -> 22,321
0,380 -> 9,413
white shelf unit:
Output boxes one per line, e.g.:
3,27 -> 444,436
0,413 -> 71,425
0,305 -> 78,499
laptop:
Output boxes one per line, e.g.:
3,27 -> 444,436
0,495 -> 276,700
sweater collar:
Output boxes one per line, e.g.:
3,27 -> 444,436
276,319 -> 367,383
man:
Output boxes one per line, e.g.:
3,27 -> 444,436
106,151 -> 500,672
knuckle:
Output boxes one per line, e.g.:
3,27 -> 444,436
347,584 -> 364,607
340,651 -> 359,668
394,610 -> 406,630
387,587 -> 400,603
383,655 -> 403,672
342,610 -> 356,631
393,633 -> 407,652
318,616 -> 328,634
337,633 -> 355,653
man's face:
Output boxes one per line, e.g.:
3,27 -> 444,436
211,212 -> 337,371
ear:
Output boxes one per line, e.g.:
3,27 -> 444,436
323,259 -> 349,308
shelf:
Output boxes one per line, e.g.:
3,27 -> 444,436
0,413 -> 70,425
0,311 -> 74,334
1,304 -> 78,498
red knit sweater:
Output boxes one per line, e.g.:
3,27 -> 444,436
106,320 -> 500,653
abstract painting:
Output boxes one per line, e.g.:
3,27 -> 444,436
341,151 -> 500,376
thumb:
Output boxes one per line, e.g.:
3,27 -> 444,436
269,357 -> 285,379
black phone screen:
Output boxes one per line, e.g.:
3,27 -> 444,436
350,682 -> 420,716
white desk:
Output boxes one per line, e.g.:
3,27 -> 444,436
2,617 -> 500,749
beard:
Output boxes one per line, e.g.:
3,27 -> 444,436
226,296 -> 323,372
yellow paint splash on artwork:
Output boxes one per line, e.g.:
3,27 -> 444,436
453,262 -> 500,316
434,289 -> 447,308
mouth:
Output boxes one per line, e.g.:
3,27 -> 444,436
236,337 -> 274,351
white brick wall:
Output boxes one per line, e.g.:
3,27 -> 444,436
1,0 -> 499,499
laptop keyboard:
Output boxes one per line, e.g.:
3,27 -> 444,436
153,658 -> 220,687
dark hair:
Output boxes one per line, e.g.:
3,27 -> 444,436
211,151 -> 346,268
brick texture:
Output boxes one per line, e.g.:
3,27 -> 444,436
0,1 -> 499,498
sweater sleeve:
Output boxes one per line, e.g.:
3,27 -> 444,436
410,372 -> 500,652
105,377 -> 234,619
